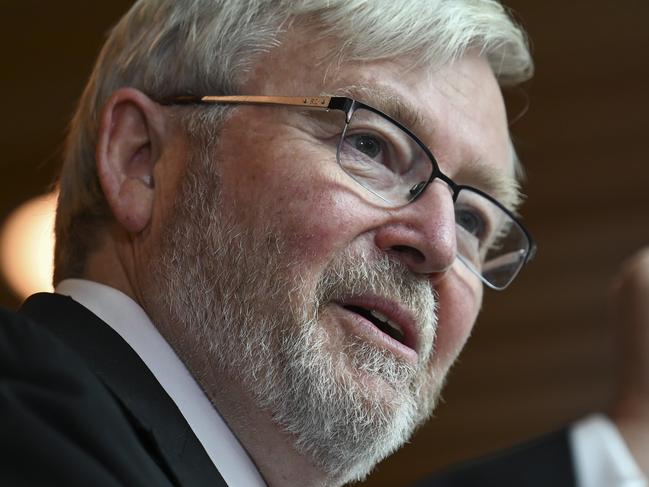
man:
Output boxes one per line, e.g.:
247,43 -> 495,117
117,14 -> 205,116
0,1 -> 647,485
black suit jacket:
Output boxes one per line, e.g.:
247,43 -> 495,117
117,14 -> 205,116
1,292 -> 226,486
1,293 -> 576,486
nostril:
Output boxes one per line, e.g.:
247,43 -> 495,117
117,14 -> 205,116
389,245 -> 426,264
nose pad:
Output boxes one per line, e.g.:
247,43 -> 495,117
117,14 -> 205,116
374,180 -> 457,279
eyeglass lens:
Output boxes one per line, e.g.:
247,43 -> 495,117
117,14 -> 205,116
336,106 -> 529,288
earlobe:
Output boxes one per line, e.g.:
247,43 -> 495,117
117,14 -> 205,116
96,88 -> 162,234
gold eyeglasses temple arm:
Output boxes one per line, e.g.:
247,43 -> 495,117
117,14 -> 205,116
162,95 -> 332,108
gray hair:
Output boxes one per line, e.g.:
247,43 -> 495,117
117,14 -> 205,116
54,0 -> 533,282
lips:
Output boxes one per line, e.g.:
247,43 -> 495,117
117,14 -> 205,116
337,297 -> 418,354
343,305 -> 405,343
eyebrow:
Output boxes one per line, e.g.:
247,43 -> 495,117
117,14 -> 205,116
329,84 -> 430,140
456,158 -> 523,214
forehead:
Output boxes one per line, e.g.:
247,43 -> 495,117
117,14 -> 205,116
243,30 -> 516,205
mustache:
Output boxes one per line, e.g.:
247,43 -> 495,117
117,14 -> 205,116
314,247 -> 438,354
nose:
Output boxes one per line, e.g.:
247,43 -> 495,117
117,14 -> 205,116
374,180 -> 457,280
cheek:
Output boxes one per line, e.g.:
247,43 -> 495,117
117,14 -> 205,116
220,131 -> 376,267
431,269 -> 482,372
277,181 -> 376,266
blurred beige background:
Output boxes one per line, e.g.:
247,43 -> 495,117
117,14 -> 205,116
0,1 -> 647,485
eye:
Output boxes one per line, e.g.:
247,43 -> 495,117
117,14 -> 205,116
343,130 -> 410,176
347,133 -> 383,160
455,206 -> 487,240
342,108 -> 425,177
342,130 -> 405,176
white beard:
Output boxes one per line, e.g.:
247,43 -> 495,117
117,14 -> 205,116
144,152 -> 442,484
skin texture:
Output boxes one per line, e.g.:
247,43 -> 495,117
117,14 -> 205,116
87,33 -> 514,487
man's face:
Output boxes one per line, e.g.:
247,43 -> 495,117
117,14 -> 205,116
145,34 -> 512,483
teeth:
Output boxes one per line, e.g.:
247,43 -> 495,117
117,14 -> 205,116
369,309 -> 388,322
370,309 -> 404,335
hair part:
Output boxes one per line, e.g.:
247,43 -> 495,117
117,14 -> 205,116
54,0 -> 533,283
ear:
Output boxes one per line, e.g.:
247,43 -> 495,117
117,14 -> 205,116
96,88 -> 164,234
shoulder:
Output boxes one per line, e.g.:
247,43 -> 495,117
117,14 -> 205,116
0,304 -> 81,384
0,304 -> 177,486
413,429 -> 576,487
0,302 -> 105,396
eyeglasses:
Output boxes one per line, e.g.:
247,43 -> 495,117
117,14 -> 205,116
160,95 -> 536,290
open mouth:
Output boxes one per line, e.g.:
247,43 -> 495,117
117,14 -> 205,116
344,305 -> 406,345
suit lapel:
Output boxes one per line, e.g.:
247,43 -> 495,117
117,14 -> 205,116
20,293 -> 228,487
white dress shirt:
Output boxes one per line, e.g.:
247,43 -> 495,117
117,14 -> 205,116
55,278 -> 646,487
570,415 -> 647,487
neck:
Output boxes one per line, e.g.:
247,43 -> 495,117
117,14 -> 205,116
78,227 -> 146,306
